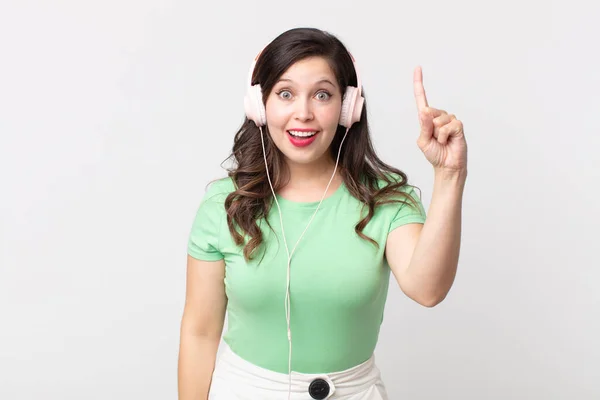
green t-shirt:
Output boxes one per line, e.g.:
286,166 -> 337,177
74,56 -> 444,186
187,175 -> 426,374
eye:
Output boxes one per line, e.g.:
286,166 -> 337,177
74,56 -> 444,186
277,90 -> 292,100
316,91 -> 331,101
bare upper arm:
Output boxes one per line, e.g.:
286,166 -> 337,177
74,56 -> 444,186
385,223 -> 423,301
180,254 -> 227,339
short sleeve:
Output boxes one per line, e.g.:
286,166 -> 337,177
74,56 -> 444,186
389,186 -> 427,232
187,184 -> 226,261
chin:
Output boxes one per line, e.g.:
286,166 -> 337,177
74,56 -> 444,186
282,152 -> 319,165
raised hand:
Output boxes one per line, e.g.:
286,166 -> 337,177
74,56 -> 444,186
414,66 -> 467,173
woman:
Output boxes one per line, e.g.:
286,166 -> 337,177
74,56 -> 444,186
178,27 -> 467,400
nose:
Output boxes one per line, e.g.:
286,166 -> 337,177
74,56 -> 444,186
294,97 -> 314,121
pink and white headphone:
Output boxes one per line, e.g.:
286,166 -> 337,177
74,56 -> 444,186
243,51 -> 365,129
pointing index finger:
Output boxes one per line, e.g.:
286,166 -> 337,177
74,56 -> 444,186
413,66 -> 429,111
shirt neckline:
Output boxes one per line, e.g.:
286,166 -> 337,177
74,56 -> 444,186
273,181 -> 347,210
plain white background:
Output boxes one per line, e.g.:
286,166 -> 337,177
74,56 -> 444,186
1,0 -> 598,399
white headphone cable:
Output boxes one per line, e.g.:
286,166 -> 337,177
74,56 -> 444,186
259,126 -> 350,399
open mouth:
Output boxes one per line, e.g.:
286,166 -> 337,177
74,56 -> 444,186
287,130 -> 319,147
287,130 -> 318,138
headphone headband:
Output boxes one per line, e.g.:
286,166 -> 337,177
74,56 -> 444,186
244,47 -> 364,128
348,52 -> 362,98
246,50 -> 362,94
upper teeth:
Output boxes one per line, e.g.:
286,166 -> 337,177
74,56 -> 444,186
289,130 -> 317,137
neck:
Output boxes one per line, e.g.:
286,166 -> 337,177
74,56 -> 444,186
284,156 -> 341,189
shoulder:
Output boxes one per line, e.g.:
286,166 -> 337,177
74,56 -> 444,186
375,172 -> 420,197
201,176 -> 237,204
192,176 -> 236,220
189,176 -> 237,227
372,172 -> 425,221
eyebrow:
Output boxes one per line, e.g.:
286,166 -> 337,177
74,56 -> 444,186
276,78 -> 337,87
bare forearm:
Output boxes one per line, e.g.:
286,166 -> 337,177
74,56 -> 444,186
178,332 -> 220,400
407,168 -> 466,306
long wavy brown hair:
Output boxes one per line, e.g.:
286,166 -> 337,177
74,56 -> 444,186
220,27 -> 421,261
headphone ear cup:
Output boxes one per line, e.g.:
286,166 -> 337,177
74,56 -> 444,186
339,86 -> 363,128
244,84 -> 266,127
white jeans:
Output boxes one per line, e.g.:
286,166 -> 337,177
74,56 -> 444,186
208,343 -> 388,400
